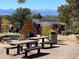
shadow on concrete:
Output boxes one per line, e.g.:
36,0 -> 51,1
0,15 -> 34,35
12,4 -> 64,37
11,51 -> 26,56
43,45 -> 60,49
58,40 -> 65,43
53,46 -> 60,48
57,43 -> 67,45
22,52 -> 50,59
57,40 -> 68,45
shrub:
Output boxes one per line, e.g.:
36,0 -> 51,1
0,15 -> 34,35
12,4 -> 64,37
41,26 -> 54,36
2,17 -> 10,32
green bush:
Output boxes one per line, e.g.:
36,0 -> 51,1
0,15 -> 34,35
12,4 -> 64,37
2,17 -> 10,32
41,26 -> 54,36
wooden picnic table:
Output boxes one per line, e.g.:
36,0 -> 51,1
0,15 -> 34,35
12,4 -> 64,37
0,33 -> 21,43
28,36 -> 49,48
0,33 -> 21,37
8,40 -> 38,54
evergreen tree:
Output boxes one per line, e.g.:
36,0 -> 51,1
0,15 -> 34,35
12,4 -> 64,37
11,7 -> 31,22
58,0 -> 79,32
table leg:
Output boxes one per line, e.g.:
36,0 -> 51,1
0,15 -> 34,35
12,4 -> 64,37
35,41 -> 38,47
26,43 -> 30,48
42,38 -> 44,48
25,43 -> 30,56
17,45 -> 20,54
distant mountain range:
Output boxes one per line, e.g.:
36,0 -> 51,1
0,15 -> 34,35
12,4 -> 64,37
0,9 -> 15,15
0,9 -> 59,16
32,10 -> 59,16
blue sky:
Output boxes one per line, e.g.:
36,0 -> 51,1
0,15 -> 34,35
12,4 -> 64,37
0,0 -> 66,10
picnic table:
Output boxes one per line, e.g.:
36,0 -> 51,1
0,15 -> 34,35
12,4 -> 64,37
28,36 -> 49,48
8,40 -> 38,54
0,33 -> 21,43
0,32 -> 21,37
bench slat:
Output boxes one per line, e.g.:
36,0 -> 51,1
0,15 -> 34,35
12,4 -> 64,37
4,46 -> 18,49
23,46 -> 41,51
24,46 -> 41,56
43,41 -> 54,44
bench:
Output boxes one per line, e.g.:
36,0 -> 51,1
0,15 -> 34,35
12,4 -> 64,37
5,45 -> 23,54
42,41 -> 55,48
23,46 -> 42,56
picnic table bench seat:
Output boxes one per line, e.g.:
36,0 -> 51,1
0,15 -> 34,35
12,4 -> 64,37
23,46 -> 42,56
5,45 -> 23,54
41,40 -> 55,48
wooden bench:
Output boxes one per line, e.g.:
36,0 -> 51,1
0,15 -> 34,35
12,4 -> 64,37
5,45 -> 23,54
23,46 -> 42,56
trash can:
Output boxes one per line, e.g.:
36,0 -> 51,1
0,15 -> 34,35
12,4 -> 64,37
51,32 -> 57,44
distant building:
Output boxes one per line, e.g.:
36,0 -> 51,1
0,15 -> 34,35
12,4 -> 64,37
41,21 -> 66,33
32,18 -> 66,33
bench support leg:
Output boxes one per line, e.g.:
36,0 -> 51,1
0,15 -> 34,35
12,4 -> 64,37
42,38 -> 44,48
20,46 -> 23,51
50,43 -> 53,48
37,48 -> 40,54
25,50 -> 28,57
17,45 -> 21,55
6,49 -> 9,54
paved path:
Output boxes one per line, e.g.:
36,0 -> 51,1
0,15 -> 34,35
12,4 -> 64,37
0,40 -> 79,59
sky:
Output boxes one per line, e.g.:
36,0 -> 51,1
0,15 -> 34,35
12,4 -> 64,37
0,0 -> 66,10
